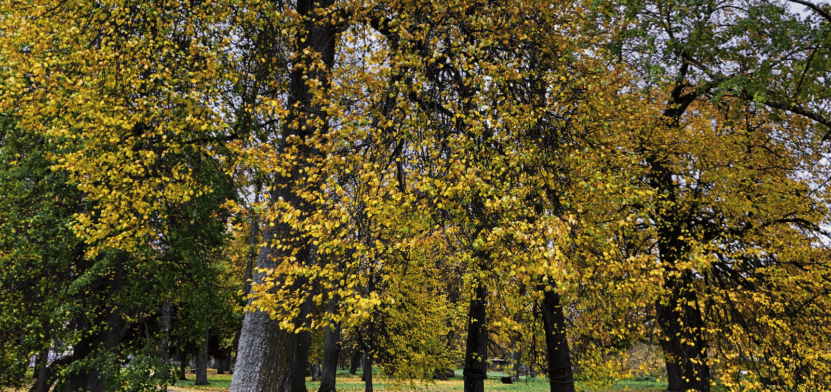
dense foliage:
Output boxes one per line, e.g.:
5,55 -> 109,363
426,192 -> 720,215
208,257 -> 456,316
1,0 -> 830,391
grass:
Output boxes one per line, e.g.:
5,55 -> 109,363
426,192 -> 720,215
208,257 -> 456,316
165,368 -> 667,392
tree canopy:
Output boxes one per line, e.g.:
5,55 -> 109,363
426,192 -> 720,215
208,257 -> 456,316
1,0 -> 830,392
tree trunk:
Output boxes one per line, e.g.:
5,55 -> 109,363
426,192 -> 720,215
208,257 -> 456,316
511,347 -> 520,382
162,298 -> 172,364
349,348 -> 362,375
195,328 -> 209,385
657,271 -> 709,392
319,293 -> 342,392
229,0 -> 336,390
217,348 -> 231,375
65,259 -> 126,392
539,286 -> 575,392
463,282 -> 488,392
179,350 -> 188,381
363,352 -> 373,392
31,348 -> 49,392
291,293 -> 313,392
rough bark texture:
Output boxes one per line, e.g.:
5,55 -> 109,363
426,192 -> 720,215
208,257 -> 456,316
195,328 -> 209,385
656,272 -> 709,392
463,282 -> 488,392
229,0 -> 336,390
539,287 -> 575,392
318,293 -> 342,392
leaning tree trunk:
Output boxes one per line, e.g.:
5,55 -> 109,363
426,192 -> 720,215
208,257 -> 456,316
463,282 -> 488,392
538,285 -> 575,392
229,0 -> 337,391
349,347 -> 362,375
195,328 -> 209,385
318,293 -> 342,392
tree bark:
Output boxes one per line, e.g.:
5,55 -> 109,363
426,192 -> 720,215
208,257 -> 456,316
291,292 -> 313,392
195,328 -> 209,385
463,282 -> 488,392
65,258 -> 127,392
318,293 -> 342,392
349,348 -> 362,375
229,0 -> 337,390
539,286 -> 575,392
657,271 -> 709,392
178,350 -> 188,381
31,349 -> 49,392
363,352 -> 373,392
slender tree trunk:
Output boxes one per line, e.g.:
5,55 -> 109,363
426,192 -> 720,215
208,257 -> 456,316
179,350 -> 188,381
161,297 -> 172,384
195,328 -> 209,385
363,352 -> 373,392
319,293 -> 342,392
217,348 -> 231,374
463,282 -> 488,392
243,184 -> 260,298
539,286 -> 575,392
511,346 -> 520,382
349,347 -> 362,375
291,292 -> 313,392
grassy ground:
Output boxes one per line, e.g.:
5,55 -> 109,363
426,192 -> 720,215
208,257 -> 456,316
166,369 -> 667,392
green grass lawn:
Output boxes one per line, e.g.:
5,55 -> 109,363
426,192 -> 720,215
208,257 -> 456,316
166,369 -> 667,392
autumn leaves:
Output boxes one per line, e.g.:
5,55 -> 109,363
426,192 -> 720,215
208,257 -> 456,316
1,0 -> 830,391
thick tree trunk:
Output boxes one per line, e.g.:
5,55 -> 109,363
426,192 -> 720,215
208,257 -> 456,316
463,282 -> 488,392
31,349 -> 49,392
539,286 -> 575,392
650,75 -> 709,392
230,0 -> 336,390
195,328 -> 209,385
657,272 -> 709,392
319,293 -> 342,392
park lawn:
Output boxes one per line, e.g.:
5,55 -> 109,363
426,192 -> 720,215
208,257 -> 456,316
167,369 -> 667,392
